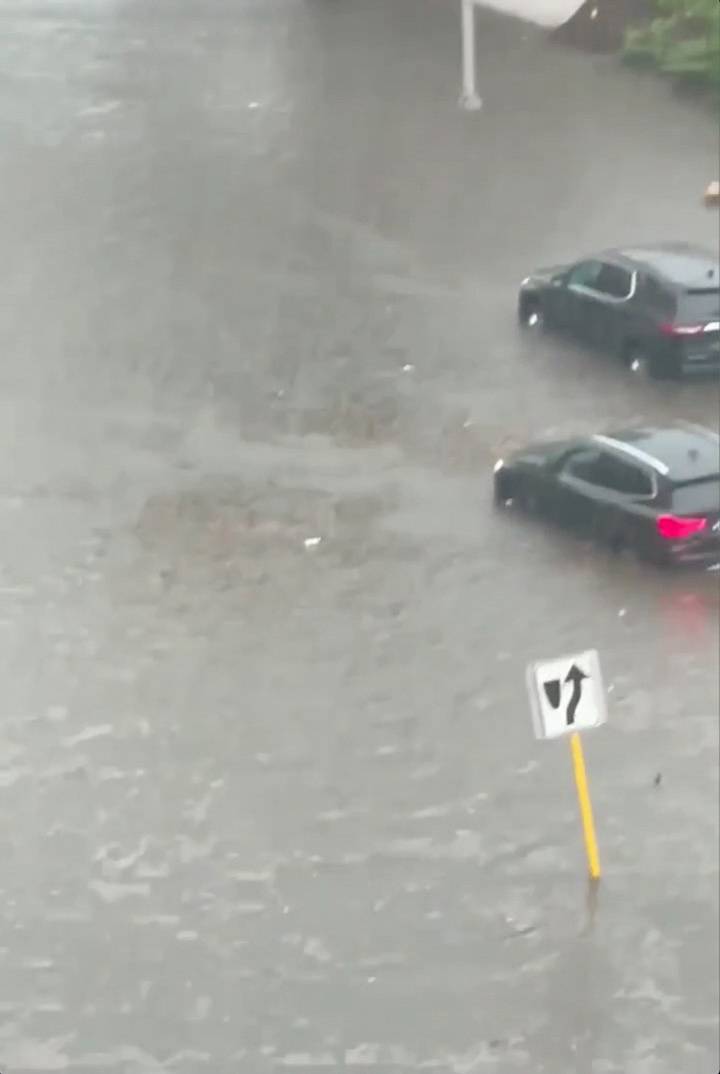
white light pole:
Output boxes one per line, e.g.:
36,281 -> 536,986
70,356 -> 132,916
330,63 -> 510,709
459,0 -> 482,110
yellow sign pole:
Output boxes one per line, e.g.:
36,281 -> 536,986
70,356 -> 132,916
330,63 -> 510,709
569,731 -> 601,880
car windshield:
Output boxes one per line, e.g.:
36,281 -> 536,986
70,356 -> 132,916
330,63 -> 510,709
677,289 -> 720,323
672,478 -> 720,514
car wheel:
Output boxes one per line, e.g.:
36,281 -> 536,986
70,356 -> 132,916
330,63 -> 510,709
515,481 -> 539,514
624,344 -> 654,379
596,510 -> 628,555
519,299 -> 544,331
493,469 -> 514,506
605,523 -> 626,554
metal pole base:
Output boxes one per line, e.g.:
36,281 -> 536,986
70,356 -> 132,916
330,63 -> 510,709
459,91 -> 482,111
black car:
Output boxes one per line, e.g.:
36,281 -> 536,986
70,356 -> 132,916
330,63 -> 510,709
518,242 -> 720,378
493,423 -> 720,566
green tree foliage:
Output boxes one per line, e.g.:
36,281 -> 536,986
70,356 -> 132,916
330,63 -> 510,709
624,0 -> 720,92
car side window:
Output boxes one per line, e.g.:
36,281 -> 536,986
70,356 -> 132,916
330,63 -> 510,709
603,458 -> 653,496
562,449 -> 604,483
594,263 -> 633,300
567,261 -> 602,289
564,450 -> 653,496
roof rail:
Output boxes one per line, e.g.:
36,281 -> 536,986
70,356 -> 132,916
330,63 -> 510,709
593,434 -> 670,475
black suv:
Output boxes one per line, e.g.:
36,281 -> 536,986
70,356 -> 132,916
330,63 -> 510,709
493,423 -> 720,566
518,242 -> 720,378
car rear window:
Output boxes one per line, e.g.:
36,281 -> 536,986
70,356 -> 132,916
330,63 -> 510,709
677,288 -> 720,323
672,478 -> 720,514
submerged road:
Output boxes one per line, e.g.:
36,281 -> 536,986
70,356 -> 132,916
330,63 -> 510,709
0,0 -> 718,1071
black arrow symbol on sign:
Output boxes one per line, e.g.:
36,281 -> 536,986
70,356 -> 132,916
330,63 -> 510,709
564,664 -> 588,725
543,679 -> 561,710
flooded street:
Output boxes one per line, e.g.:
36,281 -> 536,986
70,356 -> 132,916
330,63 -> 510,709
0,0 -> 718,1071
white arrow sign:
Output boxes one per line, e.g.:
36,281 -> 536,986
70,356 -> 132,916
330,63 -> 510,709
527,649 -> 607,739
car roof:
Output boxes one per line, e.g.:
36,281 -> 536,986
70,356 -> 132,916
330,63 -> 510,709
596,424 -> 720,482
606,243 -> 719,289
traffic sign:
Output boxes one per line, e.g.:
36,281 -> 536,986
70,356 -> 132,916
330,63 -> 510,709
526,649 -> 606,740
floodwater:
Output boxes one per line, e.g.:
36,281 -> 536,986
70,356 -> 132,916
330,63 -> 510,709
0,0 -> 718,1071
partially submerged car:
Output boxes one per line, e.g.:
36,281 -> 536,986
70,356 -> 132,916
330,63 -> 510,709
494,423 -> 720,566
518,243 -> 720,378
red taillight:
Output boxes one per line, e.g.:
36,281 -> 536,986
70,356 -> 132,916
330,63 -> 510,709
659,322 -> 704,337
656,514 -> 707,540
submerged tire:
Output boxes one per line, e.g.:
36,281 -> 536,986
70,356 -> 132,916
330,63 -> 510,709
518,298 -> 544,331
493,470 -> 514,506
624,343 -> 658,379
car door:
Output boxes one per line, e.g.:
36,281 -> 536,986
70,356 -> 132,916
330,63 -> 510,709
548,447 -> 607,531
561,260 -> 604,344
634,272 -> 673,349
586,262 -> 637,353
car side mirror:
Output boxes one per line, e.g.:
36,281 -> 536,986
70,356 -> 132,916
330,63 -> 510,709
551,273 -> 567,287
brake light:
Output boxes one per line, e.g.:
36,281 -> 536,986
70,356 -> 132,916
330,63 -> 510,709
659,322 -> 704,337
656,514 -> 707,540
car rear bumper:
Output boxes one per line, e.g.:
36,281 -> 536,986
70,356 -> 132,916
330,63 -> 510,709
662,540 -> 720,567
650,338 -> 720,377
678,356 -> 720,377
676,338 -> 720,376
